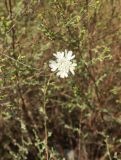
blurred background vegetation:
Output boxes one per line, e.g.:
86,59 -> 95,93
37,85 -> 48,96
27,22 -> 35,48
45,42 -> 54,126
0,0 -> 121,159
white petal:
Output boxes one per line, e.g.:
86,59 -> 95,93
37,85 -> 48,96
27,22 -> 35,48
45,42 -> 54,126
65,49 -> 68,54
53,52 -> 64,59
49,60 -> 58,71
60,72 -> 68,78
70,68 -> 75,75
56,71 -> 62,77
72,62 -> 77,67
57,71 -> 68,78
69,63 -> 77,75
65,51 -> 75,60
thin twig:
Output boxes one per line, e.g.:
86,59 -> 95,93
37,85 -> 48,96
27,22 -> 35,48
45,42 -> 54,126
0,51 -> 40,71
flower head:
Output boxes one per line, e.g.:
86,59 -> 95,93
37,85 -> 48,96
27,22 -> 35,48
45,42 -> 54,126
49,50 -> 77,78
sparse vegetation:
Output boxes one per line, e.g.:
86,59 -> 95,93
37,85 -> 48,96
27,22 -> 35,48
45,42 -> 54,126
0,0 -> 121,160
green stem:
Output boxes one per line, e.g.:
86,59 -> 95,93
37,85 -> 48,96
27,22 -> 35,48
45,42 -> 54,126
43,74 -> 52,160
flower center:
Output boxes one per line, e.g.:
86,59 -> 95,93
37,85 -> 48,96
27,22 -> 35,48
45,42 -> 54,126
58,59 -> 71,72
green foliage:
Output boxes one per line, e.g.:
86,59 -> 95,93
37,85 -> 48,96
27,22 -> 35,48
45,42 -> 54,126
0,0 -> 121,159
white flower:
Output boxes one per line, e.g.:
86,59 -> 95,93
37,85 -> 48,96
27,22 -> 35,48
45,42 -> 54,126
49,50 -> 77,78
